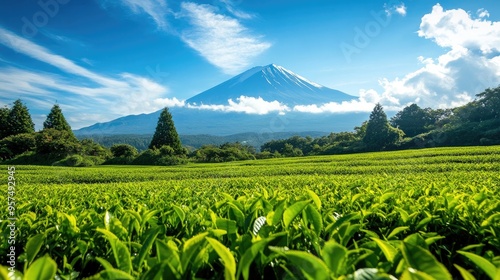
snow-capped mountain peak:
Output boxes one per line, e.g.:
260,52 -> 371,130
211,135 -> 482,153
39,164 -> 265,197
186,64 -> 354,106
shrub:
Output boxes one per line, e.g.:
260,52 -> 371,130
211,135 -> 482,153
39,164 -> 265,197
0,133 -> 36,160
81,139 -> 111,159
36,129 -> 81,156
110,144 -> 138,158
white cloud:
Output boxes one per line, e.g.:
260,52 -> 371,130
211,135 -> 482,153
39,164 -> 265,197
364,4 -> 500,110
385,2 -> 407,17
477,8 -> 490,19
418,4 -> 500,54
154,97 -> 185,107
395,4 -> 407,16
114,0 -> 169,30
291,89 -> 402,114
180,2 -> 271,74
187,96 -> 289,114
0,28 -> 182,129
293,100 -> 374,114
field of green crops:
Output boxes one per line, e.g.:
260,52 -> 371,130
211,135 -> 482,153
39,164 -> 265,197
1,146 -> 500,279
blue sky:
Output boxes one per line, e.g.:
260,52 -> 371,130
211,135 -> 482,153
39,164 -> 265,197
0,0 -> 499,129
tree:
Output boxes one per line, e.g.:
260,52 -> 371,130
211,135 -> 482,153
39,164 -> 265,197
7,99 -> 35,136
0,106 -> 10,139
390,104 -> 433,137
44,104 -> 74,135
149,107 -> 183,153
364,103 -> 404,151
455,86 -> 500,123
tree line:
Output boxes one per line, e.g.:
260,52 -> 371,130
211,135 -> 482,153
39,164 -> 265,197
261,86 -> 500,156
1,85 -> 499,165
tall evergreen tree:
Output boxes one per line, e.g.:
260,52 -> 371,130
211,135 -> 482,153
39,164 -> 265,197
149,107 -> 183,152
0,106 -> 10,139
44,104 -> 74,136
364,103 -> 403,150
7,99 -> 35,136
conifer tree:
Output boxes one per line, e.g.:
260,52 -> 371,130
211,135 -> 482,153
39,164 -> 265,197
0,106 -> 10,139
7,99 -> 35,136
44,104 -> 74,135
364,103 -> 403,150
149,107 -> 183,152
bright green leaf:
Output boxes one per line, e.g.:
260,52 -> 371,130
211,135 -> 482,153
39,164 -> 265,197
181,232 -> 208,272
206,237 -> 236,280
387,226 -> 409,240
283,200 -> 311,228
24,255 -> 57,280
321,240 -> 347,276
134,228 -> 160,270
272,249 -> 330,280
401,242 -> 451,280
305,204 -> 323,236
25,233 -> 44,265
306,189 -> 321,209
172,205 -> 185,222
372,238 -> 398,263
453,264 -> 476,280
457,251 -> 497,279
237,239 -> 270,280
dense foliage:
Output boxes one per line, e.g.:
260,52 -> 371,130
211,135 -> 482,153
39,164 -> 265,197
1,146 -> 499,279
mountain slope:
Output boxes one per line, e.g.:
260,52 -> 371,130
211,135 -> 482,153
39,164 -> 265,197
186,64 -> 354,105
74,64 -> 365,136
74,108 -> 369,136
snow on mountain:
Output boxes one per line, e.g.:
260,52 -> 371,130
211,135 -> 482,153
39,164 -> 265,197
74,64 -> 366,136
186,64 -> 355,106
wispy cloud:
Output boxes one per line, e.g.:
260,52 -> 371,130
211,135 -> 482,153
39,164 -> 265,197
0,27 -> 182,129
100,1 -> 269,74
179,2 -> 271,74
218,0 -> 255,20
113,0 -> 170,30
0,26 -> 125,88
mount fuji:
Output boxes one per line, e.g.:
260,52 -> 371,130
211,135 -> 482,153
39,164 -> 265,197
187,64 -> 354,106
74,64 -> 368,137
